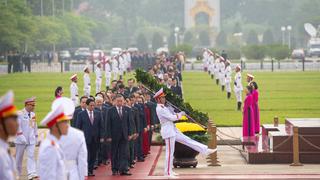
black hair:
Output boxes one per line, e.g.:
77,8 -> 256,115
246,85 -> 253,93
118,84 -> 125,89
54,86 -> 63,97
251,81 -> 258,90
89,95 -> 95,101
79,96 -> 88,102
86,98 -> 95,105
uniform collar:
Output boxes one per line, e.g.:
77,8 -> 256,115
47,133 -> 59,142
0,138 -> 9,150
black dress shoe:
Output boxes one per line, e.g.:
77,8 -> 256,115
129,164 -> 134,168
120,171 -> 132,176
112,171 -> 118,176
94,165 -> 98,170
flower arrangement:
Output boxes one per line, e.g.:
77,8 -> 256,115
175,122 -> 209,144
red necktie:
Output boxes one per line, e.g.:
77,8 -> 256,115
89,111 -> 94,124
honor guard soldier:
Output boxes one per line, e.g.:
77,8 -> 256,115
225,60 -> 232,99
246,73 -> 255,85
52,97 -> 88,180
219,57 -> 226,91
15,97 -> 38,180
214,56 -> 220,85
112,56 -> 119,80
38,105 -> 70,180
0,91 -> 19,180
154,88 -> 216,177
70,74 -> 79,106
95,62 -> 102,94
105,58 -> 112,90
234,65 -> 243,110
83,66 -> 91,97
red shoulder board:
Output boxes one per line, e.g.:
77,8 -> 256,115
51,140 -> 55,146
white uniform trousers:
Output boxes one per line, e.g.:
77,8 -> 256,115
112,70 -> 118,80
226,81 -> 231,93
164,137 -> 175,176
164,131 -> 209,176
105,72 -> 112,87
84,86 -> 91,97
96,78 -> 102,94
16,144 -> 37,177
235,90 -> 242,102
219,75 -> 226,86
71,97 -> 79,107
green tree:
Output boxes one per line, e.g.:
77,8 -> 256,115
136,33 -> 148,52
199,31 -> 210,46
262,29 -> 274,45
267,44 -> 290,60
216,30 -> 227,47
152,32 -> 163,51
170,44 -> 193,56
242,45 -> 266,60
246,30 -> 259,45
184,31 -> 193,44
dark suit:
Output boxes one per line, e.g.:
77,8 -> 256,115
171,85 -> 183,99
76,109 -> 104,173
95,106 -> 110,165
133,103 -> 147,161
129,106 -> 139,165
71,106 -> 84,127
124,86 -> 138,97
107,106 -> 133,173
146,101 -> 158,146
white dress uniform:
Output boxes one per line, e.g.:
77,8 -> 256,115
83,72 -> 91,97
95,65 -> 102,94
225,65 -> 232,93
39,104 -> 70,180
38,133 -> 66,180
219,61 -> 226,86
70,81 -> 79,106
154,88 -> 214,177
118,55 -> 126,77
15,108 -> 38,177
202,51 -> 209,71
105,62 -> 112,88
112,58 -> 119,80
208,55 -> 215,76
214,58 -> 220,81
0,139 -> 16,180
234,71 -> 243,102
125,52 -> 132,71
59,126 -> 88,180
0,91 -> 17,180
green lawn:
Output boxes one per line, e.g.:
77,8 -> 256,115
182,71 -> 320,126
0,71 -> 320,126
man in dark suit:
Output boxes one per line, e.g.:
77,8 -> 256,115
170,78 -> 183,99
124,78 -> 139,97
144,93 -> 159,147
126,96 -> 139,168
71,96 -> 87,127
76,98 -> 104,176
107,94 -> 133,176
133,94 -> 147,162
95,96 -> 110,166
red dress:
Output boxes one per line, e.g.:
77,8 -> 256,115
143,105 -> 151,155
242,93 -> 255,137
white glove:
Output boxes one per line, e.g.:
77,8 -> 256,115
180,111 -> 186,116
